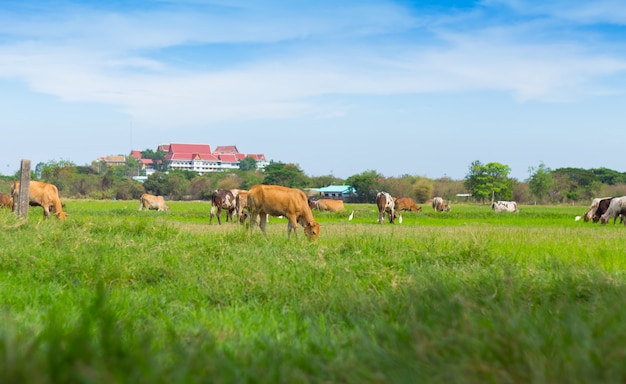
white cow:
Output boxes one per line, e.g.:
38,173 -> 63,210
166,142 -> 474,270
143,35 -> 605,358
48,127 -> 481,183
492,201 -> 518,213
599,196 -> 626,225
432,197 -> 450,212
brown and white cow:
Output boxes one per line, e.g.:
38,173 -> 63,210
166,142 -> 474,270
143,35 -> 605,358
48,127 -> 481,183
210,189 -> 237,224
394,197 -> 422,212
432,197 -> 450,212
599,196 -> 626,225
377,191 -> 397,224
311,198 -> 345,212
588,197 -> 614,223
492,201 -> 518,213
0,193 -> 12,209
247,184 -> 320,241
139,193 -> 170,211
11,180 -> 68,220
583,197 -> 613,222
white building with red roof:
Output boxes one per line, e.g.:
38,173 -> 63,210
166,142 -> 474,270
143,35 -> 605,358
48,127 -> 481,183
144,143 -> 269,175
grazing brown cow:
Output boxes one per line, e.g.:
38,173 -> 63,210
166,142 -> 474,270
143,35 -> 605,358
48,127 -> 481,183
11,180 -> 67,220
235,190 -> 249,224
394,197 -> 422,212
247,184 -> 320,241
377,191 -> 397,224
432,197 -> 451,212
210,189 -> 237,224
0,193 -> 12,208
311,198 -> 345,212
139,193 -> 170,211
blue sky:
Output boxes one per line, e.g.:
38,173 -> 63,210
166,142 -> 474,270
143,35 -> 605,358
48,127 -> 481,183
2,0 -> 626,180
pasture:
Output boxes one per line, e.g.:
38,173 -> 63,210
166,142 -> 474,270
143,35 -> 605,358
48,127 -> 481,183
1,200 -> 626,383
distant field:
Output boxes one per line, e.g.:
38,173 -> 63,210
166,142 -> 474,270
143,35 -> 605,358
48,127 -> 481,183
1,200 -> 626,383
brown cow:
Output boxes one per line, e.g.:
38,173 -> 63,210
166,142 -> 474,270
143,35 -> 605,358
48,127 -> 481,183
311,198 -> 345,212
210,189 -> 236,224
11,180 -> 67,220
235,190 -> 249,224
394,197 -> 422,212
377,191 -> 397,224
0,193 -> 12,208
247,184 -> 320,241
139,193 -> 170,211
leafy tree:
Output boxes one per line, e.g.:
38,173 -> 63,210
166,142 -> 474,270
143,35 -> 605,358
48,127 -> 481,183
590,167 -> 626,185
528,162 -> 554,203
551,168 -> 600,202
239,156 -> 257,171
346,170 -> 382,203
262,162 -> 308,188
464,161 -> 512,203
143,172 -> 169,196
141,149 -> 169,172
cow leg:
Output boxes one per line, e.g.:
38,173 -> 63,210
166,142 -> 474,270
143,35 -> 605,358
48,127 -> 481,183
209,205 -> 215,224
43,205 -> 51,219
286,215 -> 298,238
378,210 -> 384,224
217,207 -> 222,225
259,213 -> 268,235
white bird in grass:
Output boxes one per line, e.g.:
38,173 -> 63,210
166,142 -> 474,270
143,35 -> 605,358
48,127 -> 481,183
398,214 -> 403,224
348,210 -> 354,221
575,216 -> 581,221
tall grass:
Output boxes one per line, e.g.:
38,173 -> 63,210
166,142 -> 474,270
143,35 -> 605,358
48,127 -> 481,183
1,201 -> 626,383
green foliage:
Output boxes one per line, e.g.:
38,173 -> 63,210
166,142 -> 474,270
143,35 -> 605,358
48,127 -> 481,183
239,156 -> 257,171
464,161 -> 513,202
528,162 -> 554,203
141,149 -> 169,172
346,170 -> 382,203
590,167 -> 626,185
551,168 -> 601,203
262,162 -> 308,188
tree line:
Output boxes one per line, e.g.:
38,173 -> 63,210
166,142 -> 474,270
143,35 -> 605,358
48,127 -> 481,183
1,157 -> 625,205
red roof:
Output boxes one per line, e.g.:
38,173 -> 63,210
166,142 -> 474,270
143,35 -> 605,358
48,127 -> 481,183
130,150 -> 142,159
218,154 -> 238,163
157,144 -> 170,152
247,154 -> 266,161
165,143 -> 214,161
213,145 -> 239,154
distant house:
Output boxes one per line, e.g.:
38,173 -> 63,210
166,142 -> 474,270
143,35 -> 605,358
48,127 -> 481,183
315,185 -> 356,200
100,142 -> 268,176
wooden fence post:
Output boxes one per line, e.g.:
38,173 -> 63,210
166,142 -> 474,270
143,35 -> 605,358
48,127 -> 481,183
17,159 -> 31,220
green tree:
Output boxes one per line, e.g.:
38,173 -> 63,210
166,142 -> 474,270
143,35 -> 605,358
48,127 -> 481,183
143,172 -> 169,196
239,156 -> 257,171
346,170 -> 382,203
590,167 -> 626,185
464,161 -> 512,203
551,168 -> 600,202
141,149 -> 169,172
528,162 -> 554,203
262,162 -> 308,188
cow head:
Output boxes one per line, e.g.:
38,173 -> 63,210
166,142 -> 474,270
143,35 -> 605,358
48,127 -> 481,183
303,221 -> 321,241
55,211 -> 68,221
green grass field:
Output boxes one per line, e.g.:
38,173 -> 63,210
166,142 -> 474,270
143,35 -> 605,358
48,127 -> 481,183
2,200 -> 626,383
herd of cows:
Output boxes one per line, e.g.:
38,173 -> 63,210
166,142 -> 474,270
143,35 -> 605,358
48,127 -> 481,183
581,196 -> 626,225
3,180 -> 623,242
